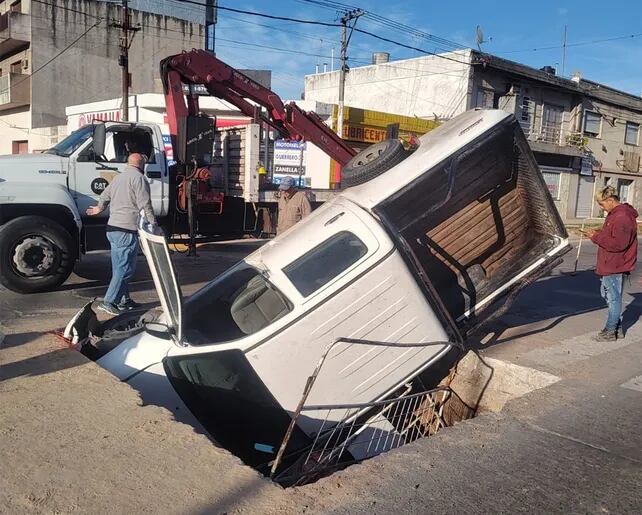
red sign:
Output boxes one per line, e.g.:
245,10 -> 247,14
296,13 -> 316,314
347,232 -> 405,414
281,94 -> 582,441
78,110 -> 122,127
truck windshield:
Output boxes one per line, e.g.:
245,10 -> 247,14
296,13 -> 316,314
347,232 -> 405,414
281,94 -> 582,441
183,266 -> 292,345
164,349 -> 311,471
45,125 -> 93,157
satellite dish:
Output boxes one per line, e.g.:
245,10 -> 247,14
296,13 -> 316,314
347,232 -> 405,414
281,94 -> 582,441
476,26 -> 492,51
476,25 -> 485,51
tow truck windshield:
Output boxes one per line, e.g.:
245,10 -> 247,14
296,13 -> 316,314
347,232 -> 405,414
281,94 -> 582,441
45,125 -> 93,157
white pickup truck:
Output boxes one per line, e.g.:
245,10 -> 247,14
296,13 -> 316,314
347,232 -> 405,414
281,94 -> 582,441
65,109 -> 570,483
0,120 -> 274,293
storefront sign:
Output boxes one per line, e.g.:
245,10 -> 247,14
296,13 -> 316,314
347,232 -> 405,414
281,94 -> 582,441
580,157 -> 593,176
274,139 -> 306,175
78,110 -> 122,127
162,134 -> 175,165
342,124 -> 387,143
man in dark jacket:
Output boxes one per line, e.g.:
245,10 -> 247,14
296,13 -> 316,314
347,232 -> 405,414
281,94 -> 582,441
585,186 -> 638,341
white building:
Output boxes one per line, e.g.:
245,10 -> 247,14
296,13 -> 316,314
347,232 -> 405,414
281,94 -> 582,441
305,50 -> 472,120
305,50 -> 642,221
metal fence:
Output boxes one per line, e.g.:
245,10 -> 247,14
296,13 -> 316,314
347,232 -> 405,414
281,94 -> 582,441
268,336 -> 460,486
272,385 -> 454,486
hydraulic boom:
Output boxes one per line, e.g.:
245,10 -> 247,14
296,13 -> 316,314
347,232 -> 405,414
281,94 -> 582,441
160,49 -> 356,166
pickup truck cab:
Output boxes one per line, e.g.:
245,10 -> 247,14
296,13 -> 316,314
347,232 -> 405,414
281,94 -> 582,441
0,122 -> 168,293
66,109 -> 569,476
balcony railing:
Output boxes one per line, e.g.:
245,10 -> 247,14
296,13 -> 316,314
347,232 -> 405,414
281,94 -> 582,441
0,73 -> 31,110
519,121 -> 588,150
0,11 -> 30,56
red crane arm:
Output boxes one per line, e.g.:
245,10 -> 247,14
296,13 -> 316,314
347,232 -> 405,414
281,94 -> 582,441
160,49 -> 356,166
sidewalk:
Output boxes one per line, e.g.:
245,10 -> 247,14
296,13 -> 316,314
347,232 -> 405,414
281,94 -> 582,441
279,302 -> 641,514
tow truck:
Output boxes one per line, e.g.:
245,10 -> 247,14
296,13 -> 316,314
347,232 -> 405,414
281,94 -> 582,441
0,50 -> 357,293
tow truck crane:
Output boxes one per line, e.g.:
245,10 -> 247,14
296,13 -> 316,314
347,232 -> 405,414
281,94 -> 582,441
160,50 -> 357,252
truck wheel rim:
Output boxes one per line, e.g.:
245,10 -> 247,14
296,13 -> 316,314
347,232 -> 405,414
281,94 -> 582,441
12,236 -> 59,277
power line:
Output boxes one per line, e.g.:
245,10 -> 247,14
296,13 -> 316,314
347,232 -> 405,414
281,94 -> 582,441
352,27 -> 470,65
0,21 -> 102,96
168,0 -> 471,65
499,32 -> 642,54
216,14 -> 333,44
173,0 -> 340,27
294,0 -> 464,51
215,37 -> 338,59
31,0 -> 103,20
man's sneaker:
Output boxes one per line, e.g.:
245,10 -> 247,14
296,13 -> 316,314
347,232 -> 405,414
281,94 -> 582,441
594,330 -> 617,342
118,299 -> 142,311
97,302 -> 121,316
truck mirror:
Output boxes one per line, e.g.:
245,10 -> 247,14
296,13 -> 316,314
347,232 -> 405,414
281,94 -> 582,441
93,123 -> 106,159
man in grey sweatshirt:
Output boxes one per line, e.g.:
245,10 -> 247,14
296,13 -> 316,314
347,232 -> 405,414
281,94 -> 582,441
86,153 -> 156,315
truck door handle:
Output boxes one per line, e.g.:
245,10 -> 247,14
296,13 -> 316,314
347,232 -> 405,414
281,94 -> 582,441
147,171 -> 162,179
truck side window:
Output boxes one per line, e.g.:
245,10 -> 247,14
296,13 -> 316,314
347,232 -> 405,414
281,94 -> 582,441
79,130 -> 156,164
108,130 -> 156,164
283,231 -> 368,297
183,267 -> 292,345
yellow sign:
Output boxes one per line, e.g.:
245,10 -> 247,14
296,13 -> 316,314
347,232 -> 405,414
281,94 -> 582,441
342,125 -> 387,143
332,105 -> 439,144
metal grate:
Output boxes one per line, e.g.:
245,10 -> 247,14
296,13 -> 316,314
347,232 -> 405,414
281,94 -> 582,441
273,385 -> 453,487
266,336 -> 458,486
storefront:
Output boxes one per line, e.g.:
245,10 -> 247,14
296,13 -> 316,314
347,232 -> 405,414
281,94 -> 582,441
328,105 -> 440,188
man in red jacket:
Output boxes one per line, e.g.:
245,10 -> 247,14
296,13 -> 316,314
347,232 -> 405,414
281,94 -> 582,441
585,186 -> 638,341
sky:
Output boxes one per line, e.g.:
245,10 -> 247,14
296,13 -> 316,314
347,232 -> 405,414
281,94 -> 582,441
166,0 -> 642,101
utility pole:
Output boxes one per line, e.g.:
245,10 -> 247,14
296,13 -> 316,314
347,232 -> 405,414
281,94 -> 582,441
561,25 -> 568,77
337,9 -> 364,140
205,0 -> 218,55
113,0 -> 140,121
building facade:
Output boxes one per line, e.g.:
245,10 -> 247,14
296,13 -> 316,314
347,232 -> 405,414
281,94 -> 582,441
0,0 -> 204,154
304,50 -> 642,222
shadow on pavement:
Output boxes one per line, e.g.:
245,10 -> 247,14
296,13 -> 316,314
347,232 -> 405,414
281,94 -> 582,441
621,292 -> 642,336
0,347 -> 85,382
473,270 -> 642,348
0,331 -> 43,350
70,241 -> 264,295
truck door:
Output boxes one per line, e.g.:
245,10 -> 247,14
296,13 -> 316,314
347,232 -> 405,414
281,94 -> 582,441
72,124 -> 165,218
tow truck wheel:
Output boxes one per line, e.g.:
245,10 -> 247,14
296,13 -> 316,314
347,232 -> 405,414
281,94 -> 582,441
341,139 -> 410,187
0,216 -> 76,294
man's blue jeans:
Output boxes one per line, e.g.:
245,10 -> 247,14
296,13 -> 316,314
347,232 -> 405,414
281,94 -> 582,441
104,231 -> 139,306
600,273 -> 623,332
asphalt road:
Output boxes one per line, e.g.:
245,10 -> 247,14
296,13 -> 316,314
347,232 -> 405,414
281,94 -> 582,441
0,236 -> 601,331
0,239 -> 266,333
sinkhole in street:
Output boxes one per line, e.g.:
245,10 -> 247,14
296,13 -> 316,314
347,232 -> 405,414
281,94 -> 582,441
249,348 -> 560,487
73,311 -> 560,489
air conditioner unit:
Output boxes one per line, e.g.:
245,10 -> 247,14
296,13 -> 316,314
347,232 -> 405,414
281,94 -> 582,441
21,59 -> 28,71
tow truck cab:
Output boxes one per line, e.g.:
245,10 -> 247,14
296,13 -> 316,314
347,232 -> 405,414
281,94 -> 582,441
0,121 -> 169,293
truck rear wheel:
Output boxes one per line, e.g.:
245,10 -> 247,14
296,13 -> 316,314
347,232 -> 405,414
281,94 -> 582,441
0,216 -> 76,293
341,139 -> 409,187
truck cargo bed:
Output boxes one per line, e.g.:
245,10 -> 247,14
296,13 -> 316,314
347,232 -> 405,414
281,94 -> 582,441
375,115 -> 568,330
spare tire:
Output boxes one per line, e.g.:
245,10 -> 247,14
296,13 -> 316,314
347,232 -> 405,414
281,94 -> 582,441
342,139 -> 409,187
